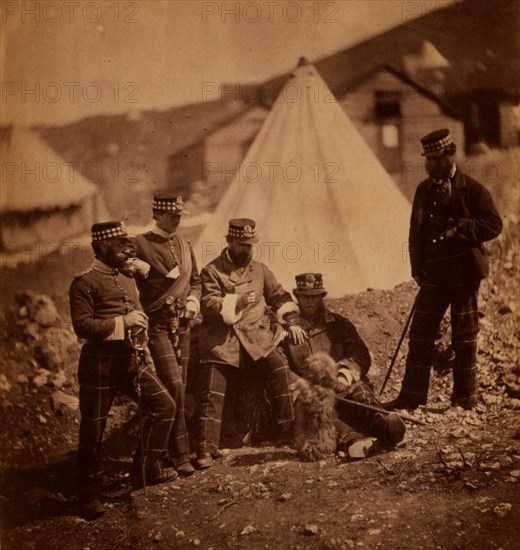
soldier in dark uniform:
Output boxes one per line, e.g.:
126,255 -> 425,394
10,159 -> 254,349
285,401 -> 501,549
128,194 -> 201,477
69,222 -> 176,520
286,273 -> 406,458
385,129 -> 502,412
195,219 -> 307,469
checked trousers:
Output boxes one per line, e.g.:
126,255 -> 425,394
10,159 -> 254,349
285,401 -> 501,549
196,347 -> 295,456
77,341 -> 174,486
399,258 -> 480,408
336,379 -> 387,447
147,316 -> 192,465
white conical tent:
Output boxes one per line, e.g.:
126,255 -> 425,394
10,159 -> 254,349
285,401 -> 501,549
194,62 -> 411,297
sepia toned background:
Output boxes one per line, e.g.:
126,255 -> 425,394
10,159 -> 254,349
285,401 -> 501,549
1,1 -> 519,548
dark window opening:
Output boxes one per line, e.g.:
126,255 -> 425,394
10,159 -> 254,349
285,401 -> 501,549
374,91 -> 401,118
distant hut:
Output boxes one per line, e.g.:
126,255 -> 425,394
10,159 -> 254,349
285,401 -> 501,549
0,126 -> 107,261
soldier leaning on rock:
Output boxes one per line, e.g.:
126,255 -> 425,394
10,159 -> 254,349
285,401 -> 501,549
286,273 -> 406,459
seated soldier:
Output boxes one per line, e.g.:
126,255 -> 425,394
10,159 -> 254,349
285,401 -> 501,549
284,273 -> 406,458
195,218 -> 306,469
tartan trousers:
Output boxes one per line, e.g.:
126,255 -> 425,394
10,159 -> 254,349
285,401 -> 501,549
399,259 -> 480,408
77,341 -> 174,484
196,347 -> 295,456
148,317 -> 191,464
336,380 -> 384,448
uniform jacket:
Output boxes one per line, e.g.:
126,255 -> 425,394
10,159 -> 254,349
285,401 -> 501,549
199,249 -> 298,367
409,167 -> 502,279
285,307 -> 371,382
133,231 -> 201,315
69,261 -> 141,341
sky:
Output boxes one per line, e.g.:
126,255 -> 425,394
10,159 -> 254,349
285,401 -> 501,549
1,0 -> 458,126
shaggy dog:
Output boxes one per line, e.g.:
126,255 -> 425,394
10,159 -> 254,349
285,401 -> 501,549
290,351 -> 339,461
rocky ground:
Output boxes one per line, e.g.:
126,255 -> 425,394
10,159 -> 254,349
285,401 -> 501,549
1,151 -> 519,549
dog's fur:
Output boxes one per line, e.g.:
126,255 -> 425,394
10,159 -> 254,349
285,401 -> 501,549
290,351 -> 338,461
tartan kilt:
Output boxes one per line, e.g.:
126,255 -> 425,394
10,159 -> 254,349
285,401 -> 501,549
77,341 -> 174,480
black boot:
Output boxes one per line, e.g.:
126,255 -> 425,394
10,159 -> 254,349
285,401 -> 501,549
370,412 -> 406,446
78,483 -> 105,521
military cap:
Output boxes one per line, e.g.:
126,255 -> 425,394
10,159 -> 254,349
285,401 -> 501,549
152,193 -> 188,214
420,129 -> 454,155
91,221 -> 129,242
293,273 -> 327,295
227,218 -> 259,243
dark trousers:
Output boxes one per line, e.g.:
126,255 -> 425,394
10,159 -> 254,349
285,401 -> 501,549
196,347 -> 295,456
336,380 -> 385,447
400,261 -> 480,408
77,342 -> 175,486
148,317 -> 191,464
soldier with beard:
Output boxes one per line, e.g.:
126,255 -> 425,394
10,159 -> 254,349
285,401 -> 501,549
385,130 -> 502,412
195,219 -> 306,469
69,222 -> 176,520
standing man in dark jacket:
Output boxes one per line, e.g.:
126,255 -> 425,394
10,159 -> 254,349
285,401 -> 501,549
386,129 -> 502,412
130,194 -> 201,476
286,273 -> 406,458
195,218 -> 306,469
69,221 -> 176,520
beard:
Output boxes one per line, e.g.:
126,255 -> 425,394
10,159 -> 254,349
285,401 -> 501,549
228,248 -> 252,267
426,161 -> 453,180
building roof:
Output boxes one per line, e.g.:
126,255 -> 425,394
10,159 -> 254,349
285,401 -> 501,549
0,127 -> 98,214
257,0 -> 519,107
343,64 -> 461,119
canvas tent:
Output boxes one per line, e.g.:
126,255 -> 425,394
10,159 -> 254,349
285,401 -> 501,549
0,127 -> 107,261
194,60 -> 412,297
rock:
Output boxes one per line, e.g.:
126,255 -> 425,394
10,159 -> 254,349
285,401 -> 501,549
493,503 -> 512,518
52,370 -> 67,388
38,414 -> 47,424
32,368 -> 51,388
368,529 -> 382,536
0,374 -> 11,392
350,514 -> 364,523
278,493 -> 292,502
15,374 -> 28,384
509,470 -> 520,478
16,291 -> 61,327
240,525 -> 256,535
303,524 -> 319,536
50,391 -> 79,415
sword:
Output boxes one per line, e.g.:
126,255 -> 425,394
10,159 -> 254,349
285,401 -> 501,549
128,326 -> 148,494
335,395 -> 424,425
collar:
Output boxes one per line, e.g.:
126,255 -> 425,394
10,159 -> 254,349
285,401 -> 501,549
92,258 -> 118,275
152,224 -> 176,239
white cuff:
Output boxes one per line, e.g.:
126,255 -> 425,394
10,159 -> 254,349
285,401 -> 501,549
105,316 -> 125,340
220,294 -> 243,325
186,295 -> 200,314
338,362 -> 361,383
276,301 -> 300,324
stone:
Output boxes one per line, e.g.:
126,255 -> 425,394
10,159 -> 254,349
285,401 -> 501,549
51,391 -> 79,415
493,503 -> 512,518
303,524 -> 319,536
